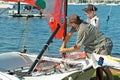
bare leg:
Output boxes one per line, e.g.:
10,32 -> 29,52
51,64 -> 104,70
102,67 -> 114,80
96,67 -> 103,80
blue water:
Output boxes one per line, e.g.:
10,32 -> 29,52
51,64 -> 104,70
0,5 -> 120,56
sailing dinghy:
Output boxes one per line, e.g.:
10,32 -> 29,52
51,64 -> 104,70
0,0 -> 120,80
0,0 -> 96,80
0,52 -> 120,80
0,52 -> 95,80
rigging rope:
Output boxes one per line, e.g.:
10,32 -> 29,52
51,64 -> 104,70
106,6 -> 112,22
0,8 -> 10,15
18,17 -> 29,53
97,6 -> 113,55
104,6 -> 113,55
104,6 -> 112,34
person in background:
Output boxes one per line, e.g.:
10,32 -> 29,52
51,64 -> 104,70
83,4 -> 100,31
59,14 -> 114,80
83,4 -> 112,80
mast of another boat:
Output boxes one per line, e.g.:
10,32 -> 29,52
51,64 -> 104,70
17,2 -> 20,14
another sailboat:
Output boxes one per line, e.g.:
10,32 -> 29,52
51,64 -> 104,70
8,2 -> 43,17
1,0 -> 43,17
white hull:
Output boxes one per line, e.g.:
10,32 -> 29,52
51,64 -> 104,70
0,52 -> 120,80
0,52 -> 95,80
92,53 -> 120,70
24,68 -> 94,80
0,68 -> 94,80
0,71 -> 19,80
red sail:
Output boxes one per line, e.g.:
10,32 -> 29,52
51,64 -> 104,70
2,0 -> 38,8
42,0 -> 66,39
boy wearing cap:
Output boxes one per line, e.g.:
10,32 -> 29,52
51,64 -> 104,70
83,4 -> 110,80
83,4 -> 100,31
59,14 -> 114,80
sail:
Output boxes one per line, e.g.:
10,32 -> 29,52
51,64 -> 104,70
2,0 -> 67,39
39,0 -> 66,39
27,0 -> 67,74
2,0 -> 38,8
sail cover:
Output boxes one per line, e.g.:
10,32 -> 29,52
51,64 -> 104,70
2,0 -> 66,39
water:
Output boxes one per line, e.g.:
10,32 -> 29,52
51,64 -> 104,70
0,5 -> 120,56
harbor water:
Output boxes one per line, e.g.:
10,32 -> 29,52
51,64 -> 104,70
0,4 -> 120,56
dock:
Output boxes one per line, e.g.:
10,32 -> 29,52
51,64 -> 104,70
9,13 -> 42,17
8,10 -> 44,17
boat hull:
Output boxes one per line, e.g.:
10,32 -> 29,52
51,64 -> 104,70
0,52 -> 95,80
23,67 -> 95,80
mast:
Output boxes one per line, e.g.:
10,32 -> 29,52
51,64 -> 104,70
27,24 -> 60,74
64,0 -> 68,37
27,0 -> 68,75
62,0 -> 68,58
17,2 -> 20,14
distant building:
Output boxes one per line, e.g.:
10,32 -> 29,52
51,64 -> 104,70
68,0 -> 120,3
